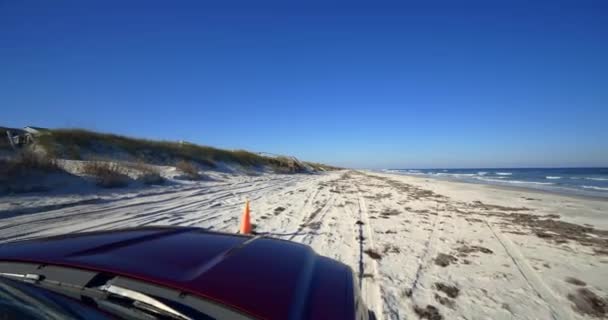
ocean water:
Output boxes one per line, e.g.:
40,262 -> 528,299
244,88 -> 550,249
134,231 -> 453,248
384,168 -> 608,198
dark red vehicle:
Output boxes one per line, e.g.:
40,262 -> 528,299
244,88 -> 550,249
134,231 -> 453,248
0,226 -> 370,320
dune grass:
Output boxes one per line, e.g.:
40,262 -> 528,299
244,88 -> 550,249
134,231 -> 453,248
305,161 -> 341,172
82,161 -> 130,188
0,150 -> 63,194
128,161 -> 165,185
37,129 -> 269,168
1,149 -> 60,178
175,160 -> 202,180
33,128 -> 340,173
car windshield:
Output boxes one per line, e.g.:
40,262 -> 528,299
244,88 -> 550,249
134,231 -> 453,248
0,277 -> 111,320
0,263 -> 250,320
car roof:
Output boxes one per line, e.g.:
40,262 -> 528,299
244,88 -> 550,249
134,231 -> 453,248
0,226 -> 354,320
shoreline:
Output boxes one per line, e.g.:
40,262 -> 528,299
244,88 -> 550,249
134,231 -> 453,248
367,170 -> 608,230
382,170 -> 608,202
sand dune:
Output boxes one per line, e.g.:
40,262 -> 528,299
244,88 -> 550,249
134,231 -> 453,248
1,170 -> 607,319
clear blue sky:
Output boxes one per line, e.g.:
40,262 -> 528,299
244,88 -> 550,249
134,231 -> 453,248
2,1 -> 607,168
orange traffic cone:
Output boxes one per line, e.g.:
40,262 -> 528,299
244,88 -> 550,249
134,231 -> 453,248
239,200 -> 252,234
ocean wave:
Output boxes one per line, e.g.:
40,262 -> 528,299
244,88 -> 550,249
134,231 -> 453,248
489,179 -> 554,185
435,173 -> 476,177
476,177 -> 508,183
585,177 -> 608,181
389,169 -> 424,175
582,185 -> 608,191
477,171 -> 488,175
508,180 -> 555,185
546,176 -> 561,179
496,172 -> 512,176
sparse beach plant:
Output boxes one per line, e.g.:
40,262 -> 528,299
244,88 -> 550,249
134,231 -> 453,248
82,161 -> 130,188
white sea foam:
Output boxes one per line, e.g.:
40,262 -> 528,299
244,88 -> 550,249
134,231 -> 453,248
496,172 -> 512,176
477,171 -> 488,175
408,172 -> 425,175
546,176 -> 562,180
476,177 -> 553,185
476,177 -> 508,183
585,177 -> 608,181
500,180 -> 554,185
581,185 -> 608,191
435,173 -> 476,178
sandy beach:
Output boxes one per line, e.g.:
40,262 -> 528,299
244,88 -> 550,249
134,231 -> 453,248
1,170 -> 607,319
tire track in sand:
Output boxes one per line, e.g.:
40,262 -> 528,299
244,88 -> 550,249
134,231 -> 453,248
300,195 -> 336,245
483,219 -> 571,320
356,188 -> 384,320
287,188 -> 321,241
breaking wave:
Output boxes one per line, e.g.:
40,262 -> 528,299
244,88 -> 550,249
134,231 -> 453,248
501,180 -> 554,185
585,177 -> 608,181
581,186 -> 608,191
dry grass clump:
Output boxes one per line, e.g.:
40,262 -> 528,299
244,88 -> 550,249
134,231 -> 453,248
268,156 -> 304,174
1,150 -> 59,178
82,161 -> 129,188
130,161 -> 164,185
0,150 -> 63,193
0,128 -> 12,150
16,150 -> 58,171
175,160 -> 201,180
305,161 -> 341,172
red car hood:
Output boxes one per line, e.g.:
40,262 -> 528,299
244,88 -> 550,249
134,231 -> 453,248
0,226 -> 354,320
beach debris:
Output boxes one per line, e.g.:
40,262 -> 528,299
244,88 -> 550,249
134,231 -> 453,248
567,288 -> 608,317
493,212 -> 608,251
435,283 -> 459,298
380,208 -> 401,216
434,293 -> 455,308
435,253 -> 457,267
455,244 -> 493,257
413,305 -> 443,320
565,277 -> 587,286
383,244 -> 400,254
470,200 -> 530,212
364,248 -> 382,260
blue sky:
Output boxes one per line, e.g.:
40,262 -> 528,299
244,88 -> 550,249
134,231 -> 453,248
1,1 -> 607,168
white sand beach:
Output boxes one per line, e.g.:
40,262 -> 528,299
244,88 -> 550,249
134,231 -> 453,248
1,170 -> 607,319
